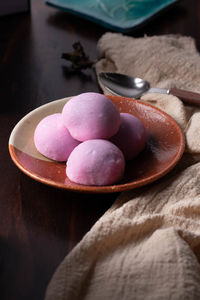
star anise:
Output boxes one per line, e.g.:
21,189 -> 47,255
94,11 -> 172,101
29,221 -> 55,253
62,41 -> 94,72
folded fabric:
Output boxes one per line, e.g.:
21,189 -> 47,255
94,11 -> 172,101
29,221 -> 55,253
45,34 -> 200,300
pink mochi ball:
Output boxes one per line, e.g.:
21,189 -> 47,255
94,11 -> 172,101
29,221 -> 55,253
66,139 -> 125,186
34,113 -> 80,161
110,113 -> 146,160
62,92 -> 120,141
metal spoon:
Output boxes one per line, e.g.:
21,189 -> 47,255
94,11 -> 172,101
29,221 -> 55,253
99,72 -> 200,106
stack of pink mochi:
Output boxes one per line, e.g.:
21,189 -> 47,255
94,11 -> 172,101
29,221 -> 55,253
34,92 -> 146,186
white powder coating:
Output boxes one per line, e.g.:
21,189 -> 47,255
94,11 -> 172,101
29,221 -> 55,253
62,92 -> 120,141
34,113 -> 80,161
66,139 -> 125,185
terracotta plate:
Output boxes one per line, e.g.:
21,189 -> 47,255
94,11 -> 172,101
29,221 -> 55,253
9,95 -> 185,193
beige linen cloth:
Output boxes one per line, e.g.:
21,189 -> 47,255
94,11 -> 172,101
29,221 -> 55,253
45,34 -> 200,299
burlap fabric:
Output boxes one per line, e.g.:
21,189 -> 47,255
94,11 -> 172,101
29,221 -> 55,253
45,33 -> 200,300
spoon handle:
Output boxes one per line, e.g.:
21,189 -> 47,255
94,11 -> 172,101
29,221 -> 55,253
169,87 -> 200,106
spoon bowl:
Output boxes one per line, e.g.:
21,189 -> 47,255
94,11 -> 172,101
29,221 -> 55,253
99,72 -> 150,98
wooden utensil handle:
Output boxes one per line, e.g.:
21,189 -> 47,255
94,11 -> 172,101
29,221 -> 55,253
169,87 -> 200,106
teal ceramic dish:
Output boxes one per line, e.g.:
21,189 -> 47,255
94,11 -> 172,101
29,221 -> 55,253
46,0 -> 179,32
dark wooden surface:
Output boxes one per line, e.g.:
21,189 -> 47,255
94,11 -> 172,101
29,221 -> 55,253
0,0 -> 199,299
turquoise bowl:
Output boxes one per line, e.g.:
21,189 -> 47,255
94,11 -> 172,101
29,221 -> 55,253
46,0 -> 179,33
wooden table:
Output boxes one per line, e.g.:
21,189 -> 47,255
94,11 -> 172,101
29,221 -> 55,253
0,0 -> 199,299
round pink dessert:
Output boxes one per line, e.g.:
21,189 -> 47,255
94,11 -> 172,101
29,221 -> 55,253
34,113 -> 80,161
62,92 -> 120,141
66,139 -> 125,186
110,113 -> 146,160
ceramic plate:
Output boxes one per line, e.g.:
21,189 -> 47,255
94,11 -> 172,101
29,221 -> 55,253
9,95 -> 185,193
46,0 -> 179,32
